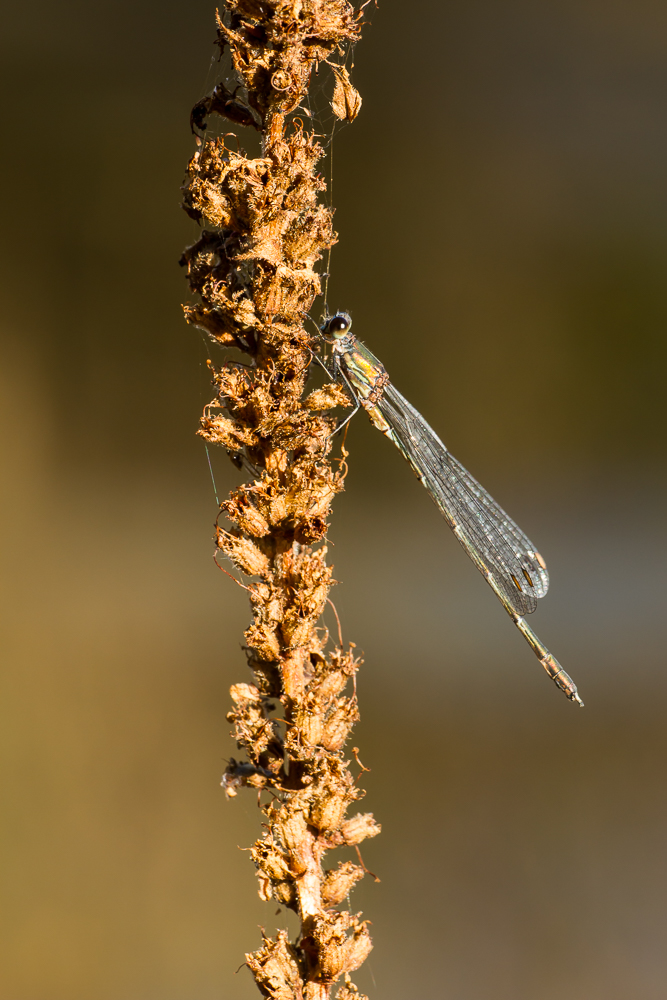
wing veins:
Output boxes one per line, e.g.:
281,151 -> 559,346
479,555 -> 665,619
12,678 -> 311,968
377,385 -> 548,615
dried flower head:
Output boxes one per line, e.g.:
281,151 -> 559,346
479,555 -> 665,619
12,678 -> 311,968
182,2 -> 376,997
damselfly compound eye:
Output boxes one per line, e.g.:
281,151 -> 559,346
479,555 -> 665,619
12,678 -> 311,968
323,312 -> 351,338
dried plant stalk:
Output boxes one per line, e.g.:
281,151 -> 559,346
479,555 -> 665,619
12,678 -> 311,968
181,3 -> 375,998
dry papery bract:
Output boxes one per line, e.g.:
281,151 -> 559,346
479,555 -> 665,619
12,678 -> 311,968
182,2 -> 374,997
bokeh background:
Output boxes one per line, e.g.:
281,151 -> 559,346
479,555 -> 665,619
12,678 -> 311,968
2,1 -> 667,997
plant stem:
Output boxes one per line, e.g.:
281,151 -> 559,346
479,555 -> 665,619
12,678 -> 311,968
181,4 -> 377,998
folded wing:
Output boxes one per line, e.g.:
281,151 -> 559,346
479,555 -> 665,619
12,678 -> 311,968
376,384 -> 549,617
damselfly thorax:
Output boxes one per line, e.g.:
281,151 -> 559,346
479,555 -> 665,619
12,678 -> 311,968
322,314 -> 391,433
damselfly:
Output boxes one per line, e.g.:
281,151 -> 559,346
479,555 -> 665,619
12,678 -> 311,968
319,312 -> 583,706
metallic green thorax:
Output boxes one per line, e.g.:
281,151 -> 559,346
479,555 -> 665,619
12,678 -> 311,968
332,334 -> 393,435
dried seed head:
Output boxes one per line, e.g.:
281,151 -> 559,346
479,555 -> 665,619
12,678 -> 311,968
199,414 -> 259,451
331,65 -> 362,122
305,383 -> 352,411
321,862 -> 365,906
339,813 -> 382,846
308,912 -> 373,982
251,836 -> 293,883
276,807 -> 313,878
226,682 -> 277,754
294,693 -> 324,747
216,528 -> 271,577
224,495 -> 271,538
245,620 -> 282,661
230,683 -> 261,704
309,784 -> 353,833
273,880 -> 298,909
321,697 -> 359,751
181,303 -> 237,345
244,930 -> 303,1000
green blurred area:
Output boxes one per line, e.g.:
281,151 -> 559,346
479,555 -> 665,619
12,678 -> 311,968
1,1 -> 667,998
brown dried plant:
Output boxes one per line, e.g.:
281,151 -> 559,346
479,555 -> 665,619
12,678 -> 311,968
180,3 -> 378,998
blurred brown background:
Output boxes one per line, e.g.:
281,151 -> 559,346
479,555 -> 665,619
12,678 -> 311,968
2,1 -> 667,997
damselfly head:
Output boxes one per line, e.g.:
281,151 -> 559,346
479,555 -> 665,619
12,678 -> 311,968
321,312 -> 352,342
